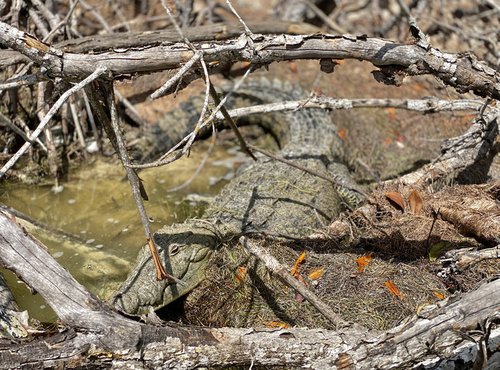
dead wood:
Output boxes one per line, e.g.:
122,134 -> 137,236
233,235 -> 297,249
0,210 -> 499,369
394,109 -> 499,188
1,21 -> 500,100
433,184 -> 500,243
240,236 -> 350,329
331,183 -> 500,253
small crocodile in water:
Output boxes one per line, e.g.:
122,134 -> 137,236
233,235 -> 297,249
112,78 -> 366,315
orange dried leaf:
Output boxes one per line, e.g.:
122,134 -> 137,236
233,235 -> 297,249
433,291 -> 445,300
308,267 -> 325,280
263,321 -> 289,329
385,280 -> 404,300
291,251 -> 306,277
409,189 -> 423,214
234,266 -> 247,282
356,253 -> 373,273
386,107 -> 397,121
385,191 -> 405,211
338,128 -> 347,140
289,61 -> 298,73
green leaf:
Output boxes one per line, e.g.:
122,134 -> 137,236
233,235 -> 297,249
428,241 -> 452,261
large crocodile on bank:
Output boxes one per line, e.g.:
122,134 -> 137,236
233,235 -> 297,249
112,78 -> 367,316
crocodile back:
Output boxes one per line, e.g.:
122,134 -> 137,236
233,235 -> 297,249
203,79 -> 352,238
225,78 -> 345,162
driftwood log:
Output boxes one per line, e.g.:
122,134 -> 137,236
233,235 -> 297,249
0,211 -> 499,369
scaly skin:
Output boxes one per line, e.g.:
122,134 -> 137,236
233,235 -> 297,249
112,79 -> 365,315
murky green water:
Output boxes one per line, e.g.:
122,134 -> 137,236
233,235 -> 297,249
0,143 -> 246,322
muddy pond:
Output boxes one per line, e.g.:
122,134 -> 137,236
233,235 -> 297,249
0,143 -> 245,322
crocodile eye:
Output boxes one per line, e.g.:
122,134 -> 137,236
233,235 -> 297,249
169,244 -> 180,255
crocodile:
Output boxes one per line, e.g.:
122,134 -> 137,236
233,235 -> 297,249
112,78 -> 366,316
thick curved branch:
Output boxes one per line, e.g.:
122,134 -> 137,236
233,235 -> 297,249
1,21 -> 499,100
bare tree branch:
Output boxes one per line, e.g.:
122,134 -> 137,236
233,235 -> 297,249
0,66 -> 107,179
1,21 -> 499,100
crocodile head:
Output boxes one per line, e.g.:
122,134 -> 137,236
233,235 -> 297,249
111,222 -> 219,315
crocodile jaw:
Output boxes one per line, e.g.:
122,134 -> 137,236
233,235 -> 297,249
160,245 -> 212,308
111,222 -> 219,315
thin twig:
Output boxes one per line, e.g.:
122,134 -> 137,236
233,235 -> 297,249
160,0 -> 213,160
128,94 -> 485,171
168,123 -> 217,192
0,66 -> 107,179
0,74 -> 42,92
209,81 -> 256,160
106,79 -> 178,283
78,0 -> 114,33
177,65 -> 254,158
249,144 -> 368,200
43,0 -> 80,43
299,0 -> 346,33
130,66 -> 253,169
28,8 -> 50,38
180,55 -> 212,157
115,90 -> 148,127
241,236 -> 350,329
0,111 -> 46,150
149,52 -> 202,100
426,208 -> 440,250
225,0 -> 253,36
69,97 -> 86,148
30,0 -> 60,30
36,81 -> 59,180
396,0 -> 430,49
81,90 -> 101,152
215,97 -> 486,118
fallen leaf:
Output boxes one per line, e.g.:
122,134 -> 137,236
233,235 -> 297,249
386,107 -> 397,121
385,191 -> 405,211
356,253 -> 373,273
338,128 -> 347,140
291,251 -> 306,277
234,266 -> 247,282
263,321 -> 289,329
308,267 -> 325,280
409,189 -> 423,214
433,291 -> 445,300
385,280 -> 404,300
428,241 -> 452,261
289,61 -> 298,74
